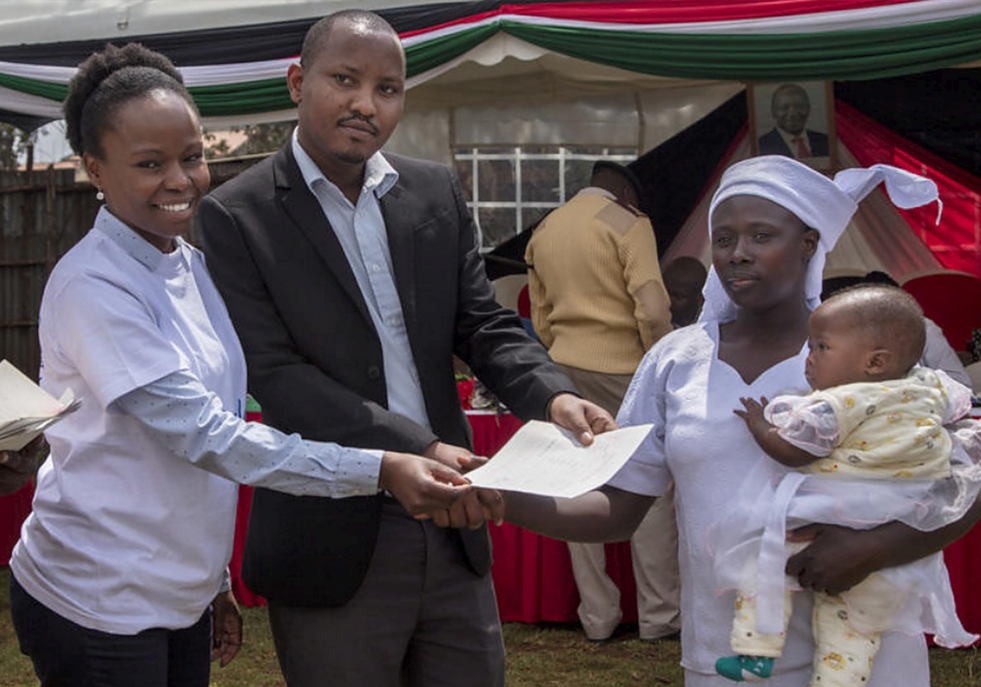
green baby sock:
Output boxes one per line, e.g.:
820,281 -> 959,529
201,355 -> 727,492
715,655 -> 774,682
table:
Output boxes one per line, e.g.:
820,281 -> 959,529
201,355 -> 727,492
469,410 -> 638,624
3,414 -> 979,634
222,409 -> 981,633
0,483 -> 33,566
227,410 -> 639,622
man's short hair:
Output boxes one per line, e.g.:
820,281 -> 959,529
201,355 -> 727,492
301,10 -> 399,66
591,160 -> 643,203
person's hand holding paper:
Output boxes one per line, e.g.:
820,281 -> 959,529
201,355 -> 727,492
465,421 -> 653,499
0,359 -> 80,452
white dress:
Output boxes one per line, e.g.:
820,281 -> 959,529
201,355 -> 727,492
711,369 -> 979,648
608,322 -> 931,687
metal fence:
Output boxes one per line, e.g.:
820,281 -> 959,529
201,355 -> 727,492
0,156 -> 266,381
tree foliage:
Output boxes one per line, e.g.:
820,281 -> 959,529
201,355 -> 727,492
204,121 -> 294,159
0,124 -> 30,171
232,121 -> 294,155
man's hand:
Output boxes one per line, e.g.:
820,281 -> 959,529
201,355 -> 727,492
423,442 -> 502,528
425,441 -> 477,472
0,436 -> 46,496
211,590 -> 243,668
378,451 -> 472,518
786,523 -> 883,596
547,393 -> 617,445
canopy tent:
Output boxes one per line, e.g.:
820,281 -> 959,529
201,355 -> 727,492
0,1 -> 979,165
0,0 -> 980,131
663,98 -> 981,281
0,1 -> 978,290
656,96 -> 981,351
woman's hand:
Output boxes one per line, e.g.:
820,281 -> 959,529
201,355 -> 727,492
0,436 -> 46,495
379,450 -> 472,518
786,524 -> 885,595
418,445 -> 502,528
211,590 -> 243,667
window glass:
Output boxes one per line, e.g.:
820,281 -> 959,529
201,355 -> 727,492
454,146 -> 635,250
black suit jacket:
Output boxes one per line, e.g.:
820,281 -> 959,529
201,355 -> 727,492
758,128 -> 829,158
198,144 -> 576,607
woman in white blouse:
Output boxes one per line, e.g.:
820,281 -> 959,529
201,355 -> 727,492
501,156 -> 981,686
9,43 -> 469,687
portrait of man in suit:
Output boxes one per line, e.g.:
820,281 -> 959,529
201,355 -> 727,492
755,82 -> 831,162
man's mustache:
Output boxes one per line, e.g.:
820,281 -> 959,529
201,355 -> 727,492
339,114 -> 380,136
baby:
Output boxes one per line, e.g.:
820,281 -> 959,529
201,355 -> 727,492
715,284 -> 978,685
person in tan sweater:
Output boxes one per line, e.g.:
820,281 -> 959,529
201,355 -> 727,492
525,161 -> 681,643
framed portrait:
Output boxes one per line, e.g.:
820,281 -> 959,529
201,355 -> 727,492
748,81 -> 837,172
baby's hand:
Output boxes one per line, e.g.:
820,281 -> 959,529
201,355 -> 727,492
733,396 -> 769,430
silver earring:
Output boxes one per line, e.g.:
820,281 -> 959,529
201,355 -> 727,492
96,188 -> 104,201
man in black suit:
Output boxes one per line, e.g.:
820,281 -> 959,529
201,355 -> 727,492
198,10 -> 613,687
758,83 -> 830,159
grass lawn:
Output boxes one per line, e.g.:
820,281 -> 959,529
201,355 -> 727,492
1,567 -> 979,686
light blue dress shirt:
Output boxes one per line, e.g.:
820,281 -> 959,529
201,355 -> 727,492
292,130 -> 431,431
95,215 -> 384,499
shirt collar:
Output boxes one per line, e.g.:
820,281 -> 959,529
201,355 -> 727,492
291,128 -> 399,201
93,206 -> 183,271
575,186 -> 616,201
777,127 -> 807,149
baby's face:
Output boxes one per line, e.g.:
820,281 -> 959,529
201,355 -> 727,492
804,305 -> 872,390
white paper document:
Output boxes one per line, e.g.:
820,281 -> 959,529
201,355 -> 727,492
465,420 -> 652,498
0,359 -> 80,452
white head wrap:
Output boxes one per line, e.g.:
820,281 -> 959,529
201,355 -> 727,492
699,155 -> 942,323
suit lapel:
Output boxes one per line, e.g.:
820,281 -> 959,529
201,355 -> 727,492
274,147 -> 372,326
379,180 -> 418,332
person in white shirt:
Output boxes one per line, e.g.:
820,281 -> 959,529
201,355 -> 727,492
499,156 -> 981,686
9,42 -> 469,687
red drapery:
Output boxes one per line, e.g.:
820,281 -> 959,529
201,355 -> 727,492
403,0 -> 929,38
836,100 -> 981,279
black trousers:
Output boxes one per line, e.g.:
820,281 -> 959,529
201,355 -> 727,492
10,572 -> 211,687
269,498 -> 505,687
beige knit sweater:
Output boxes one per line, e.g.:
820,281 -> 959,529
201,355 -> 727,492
524,190 -> 672,374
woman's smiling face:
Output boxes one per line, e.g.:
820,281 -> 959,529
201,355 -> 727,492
83,89 -> 209,253
710,195 -> 818,312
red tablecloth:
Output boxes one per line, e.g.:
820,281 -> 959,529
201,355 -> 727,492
470,411 -> 637,624
0,482 -> 33,566
225,412 -> 981,632
3,411 -> 979,635
228,410 -> 638,622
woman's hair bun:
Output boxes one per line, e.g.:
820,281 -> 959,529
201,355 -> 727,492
64,43 -> 191,156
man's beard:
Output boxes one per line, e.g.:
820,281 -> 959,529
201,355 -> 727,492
333,148 -> 368,164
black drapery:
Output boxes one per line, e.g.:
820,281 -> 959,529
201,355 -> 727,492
483,90 -> 747,280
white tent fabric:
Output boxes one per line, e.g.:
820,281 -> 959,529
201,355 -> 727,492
662,135 -> 944,282
392,56 -> 742,164
391,31 -> 743,163
0,0 -> 422,44
0,0 -> 962,285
